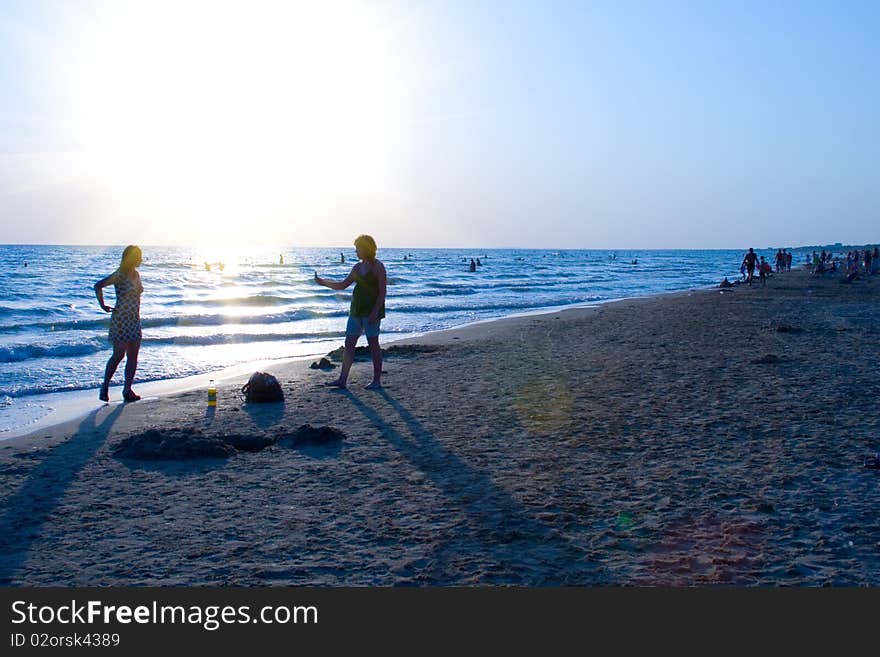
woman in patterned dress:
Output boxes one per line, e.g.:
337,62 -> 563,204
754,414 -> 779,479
94,245 -> 144,402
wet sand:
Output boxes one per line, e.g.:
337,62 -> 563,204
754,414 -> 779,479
2,267 -> 879,586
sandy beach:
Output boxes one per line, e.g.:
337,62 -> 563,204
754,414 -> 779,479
1,266 -> 878,586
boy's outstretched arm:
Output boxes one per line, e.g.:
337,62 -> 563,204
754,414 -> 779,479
315,266 -> 356,290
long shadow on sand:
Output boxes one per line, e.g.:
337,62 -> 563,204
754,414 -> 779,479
0,404 -> 124,584
242,401 -> 285,430
343,389 -> 606,585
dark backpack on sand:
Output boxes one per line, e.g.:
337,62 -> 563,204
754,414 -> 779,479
241,371 -> 284,403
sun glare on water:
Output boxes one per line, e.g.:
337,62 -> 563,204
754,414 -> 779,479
70,1 -> 401,245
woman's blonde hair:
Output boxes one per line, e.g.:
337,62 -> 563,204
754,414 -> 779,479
354,234 -> 377,261
119,245 -> 142,273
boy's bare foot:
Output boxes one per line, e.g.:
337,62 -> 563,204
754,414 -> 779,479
364,381 -> 382,390
325,379 -> 347,389
99,385 -> 109,402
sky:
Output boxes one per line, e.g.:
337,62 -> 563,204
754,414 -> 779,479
0,0 -> 878,249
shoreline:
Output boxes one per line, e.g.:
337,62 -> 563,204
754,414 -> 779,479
1,278 -> 724,443
0,352 -> 325,443
2,266 -> 878,585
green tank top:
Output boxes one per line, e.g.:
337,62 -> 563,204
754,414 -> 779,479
350,268 -> 385,318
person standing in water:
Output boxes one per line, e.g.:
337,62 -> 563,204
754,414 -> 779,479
315,235 -> 386,389
94,245 -> 144,402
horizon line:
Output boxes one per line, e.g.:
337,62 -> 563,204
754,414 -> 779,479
1,241 -> 875,251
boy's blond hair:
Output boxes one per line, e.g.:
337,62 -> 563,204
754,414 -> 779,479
354,234 -> 377,261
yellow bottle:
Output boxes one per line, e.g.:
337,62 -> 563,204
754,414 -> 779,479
207,379 -> 217,407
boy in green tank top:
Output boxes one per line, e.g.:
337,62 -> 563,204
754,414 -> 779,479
315,235 -> 387,389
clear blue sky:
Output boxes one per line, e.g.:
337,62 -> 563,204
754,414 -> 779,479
1,0 -> 877,248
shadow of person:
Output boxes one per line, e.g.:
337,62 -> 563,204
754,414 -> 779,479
204,405 -> 216,427
0,404 -> 125,584
242,401 -> 285,430
342,389 -> 606,585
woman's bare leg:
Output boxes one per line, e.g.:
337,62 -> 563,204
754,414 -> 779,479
101,344 -> 126,400
365,336 -> 382,389
328,335 -> 359,388
123,340 -> 141,397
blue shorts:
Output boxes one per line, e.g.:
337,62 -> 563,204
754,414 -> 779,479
346,316 -> 381,338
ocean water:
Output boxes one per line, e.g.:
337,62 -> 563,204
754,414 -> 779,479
0,244 -> 805,431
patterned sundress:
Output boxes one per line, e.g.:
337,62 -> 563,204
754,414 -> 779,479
108,271 -> 143,344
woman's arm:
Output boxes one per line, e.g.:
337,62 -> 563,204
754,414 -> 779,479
368,261 -> 387,324
315,266 -> 356,291
94,272 -> 118,312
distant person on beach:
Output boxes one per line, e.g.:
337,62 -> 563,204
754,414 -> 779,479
758,257 -> 771,286
469,258 -> 477,272
813,259 -> 829,276
94,245 -> 144,402
279,254 -> 284,265
742,248 -> 759,286
340,252 -> 345,264
315,235 -> 386,390
786,250 -> 792,271
849,252 -> 860,277
845,253 -> 859,281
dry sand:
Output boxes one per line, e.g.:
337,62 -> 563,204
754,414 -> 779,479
1,267 -> 878,586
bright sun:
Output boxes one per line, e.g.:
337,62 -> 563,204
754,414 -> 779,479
70,1 -> 401,244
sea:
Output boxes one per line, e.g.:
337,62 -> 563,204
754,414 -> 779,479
0,244 -> 809,435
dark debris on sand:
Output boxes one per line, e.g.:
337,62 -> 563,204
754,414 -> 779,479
325,344 -> 443,362
112,428 -> 238,460
222,434 -> 277,453
112,424 -> 347,460
276,424 -> 347,447
113,428 -> 274,460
